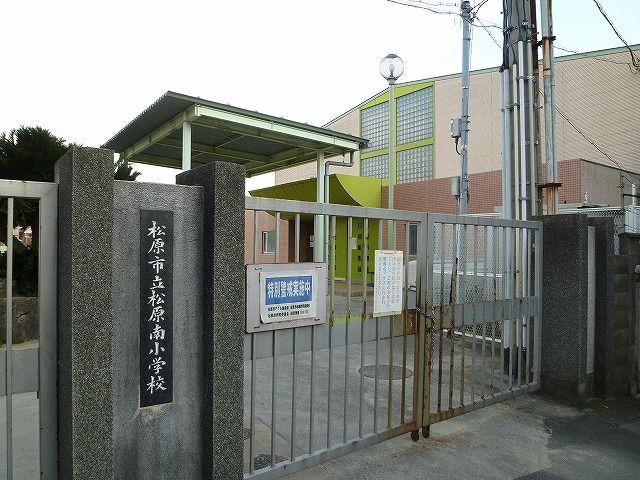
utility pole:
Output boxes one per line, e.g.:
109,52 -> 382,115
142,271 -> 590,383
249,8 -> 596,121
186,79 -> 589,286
458,0 -> 472,215
540,0 -> 559,214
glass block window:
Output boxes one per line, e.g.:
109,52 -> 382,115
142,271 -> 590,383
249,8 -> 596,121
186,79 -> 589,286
397,145 -> 433,184
396,87 -> 433,145
361,154 -> 388,179
361,102 -> 389,152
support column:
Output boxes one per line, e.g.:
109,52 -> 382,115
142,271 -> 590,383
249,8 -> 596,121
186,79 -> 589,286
55,147 -> 114,479
315,151 -> 325,262
182,121 -> 192,171
177,161 -> 245,480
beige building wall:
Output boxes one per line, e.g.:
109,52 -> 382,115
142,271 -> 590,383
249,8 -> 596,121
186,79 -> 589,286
581,160 -> 634,207
434,68 -> 502,178
274,46 -> 640,188
274,109 -> 361,185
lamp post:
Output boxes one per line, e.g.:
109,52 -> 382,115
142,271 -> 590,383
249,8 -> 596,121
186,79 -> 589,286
380,54 -> 404,249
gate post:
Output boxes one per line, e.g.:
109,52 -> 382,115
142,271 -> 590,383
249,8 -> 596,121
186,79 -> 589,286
55,147 -> 114,479
177,161 -> 245,480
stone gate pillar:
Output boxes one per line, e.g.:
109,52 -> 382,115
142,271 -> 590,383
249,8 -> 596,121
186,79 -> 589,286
56,147 -> 115,479
177,161 -> 245,480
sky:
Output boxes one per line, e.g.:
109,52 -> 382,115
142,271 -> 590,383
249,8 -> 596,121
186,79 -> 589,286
1,0 -> 638,189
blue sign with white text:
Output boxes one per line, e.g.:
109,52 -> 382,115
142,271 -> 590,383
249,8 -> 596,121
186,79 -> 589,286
265,275 -> 312,305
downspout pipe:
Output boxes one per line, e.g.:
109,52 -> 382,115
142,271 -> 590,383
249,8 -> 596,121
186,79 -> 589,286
324,151 -> 356,206
323,151 -> 356,259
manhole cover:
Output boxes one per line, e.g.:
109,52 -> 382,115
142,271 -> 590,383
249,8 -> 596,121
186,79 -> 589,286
359,365 -> 413,380
253,453 -> 287,470
243,428 -> 251,440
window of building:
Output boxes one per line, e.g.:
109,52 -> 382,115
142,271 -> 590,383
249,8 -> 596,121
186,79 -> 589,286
396,86 -> 433,145
361,153 -> 389,179
397,145 -> 433,184
408,223 -> 418,256
262,231 -> 277,254
361,102 -> 389,153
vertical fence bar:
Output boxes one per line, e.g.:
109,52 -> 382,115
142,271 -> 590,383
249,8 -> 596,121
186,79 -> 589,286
292,212 -> 301,459
6,197 -> 13,480
271,330 -> 277,465
420,215 -> 433,428
327,215 -> 336,448
437,223 -> 445,413
309,325 -> 315,454
525,227 -> 532,385
272,212 -> 280,462
471,224 -> 478,402
499,226 -> 505,390
482,225 -> 488,395
449,224 -> 458,411
253,210 -> 259,263
534,226 -> 543,384
275,212 -> 281,264
290,328 -> 297,460
374,221 -> 382,433
359,219 -> 368,438
509,229 -> 517,389
295,213 -> 300,263
491,225 -> 498,395
249,334 -> 256,474
387,260 -> 395,430
343,217 -> 353,443
460,224 -> 467,406
401,223 -> 410,424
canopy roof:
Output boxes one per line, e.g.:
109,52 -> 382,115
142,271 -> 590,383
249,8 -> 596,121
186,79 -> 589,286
102,91 -> 367,177
250,174 -> 386,208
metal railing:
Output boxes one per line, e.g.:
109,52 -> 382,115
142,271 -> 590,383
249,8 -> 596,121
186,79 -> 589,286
0,180 -> 58,480
243,197 -> 542,479
424,214 -> 542,425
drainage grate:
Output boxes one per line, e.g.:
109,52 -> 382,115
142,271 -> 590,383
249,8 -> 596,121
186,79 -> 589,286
243,428 -> 251,440
253,454 -> 287,470
360,364 -> 413,381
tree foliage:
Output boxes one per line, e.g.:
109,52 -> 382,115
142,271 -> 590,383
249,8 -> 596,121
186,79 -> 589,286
0,126 -> 141,181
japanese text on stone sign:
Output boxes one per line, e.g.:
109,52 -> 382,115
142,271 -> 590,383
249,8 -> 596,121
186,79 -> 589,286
140,211 -> 174,407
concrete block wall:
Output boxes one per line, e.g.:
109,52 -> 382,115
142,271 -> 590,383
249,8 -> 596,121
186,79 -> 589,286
536,214 -> 594,404
615,234 -> 640,396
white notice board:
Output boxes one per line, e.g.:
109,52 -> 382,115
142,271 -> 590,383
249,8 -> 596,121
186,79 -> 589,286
373,250 -> 404,317
246,263 -> 327,333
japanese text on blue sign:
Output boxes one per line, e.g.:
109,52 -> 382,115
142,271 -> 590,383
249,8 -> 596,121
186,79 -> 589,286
265,275 -> 312,305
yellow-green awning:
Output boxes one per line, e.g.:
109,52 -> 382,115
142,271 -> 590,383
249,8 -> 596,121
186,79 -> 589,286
250,174 -> 386,208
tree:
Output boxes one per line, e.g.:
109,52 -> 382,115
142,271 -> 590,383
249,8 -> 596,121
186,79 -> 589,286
0,126 -> 141,295
114,159 -> 142,181
0,126 -> 141,181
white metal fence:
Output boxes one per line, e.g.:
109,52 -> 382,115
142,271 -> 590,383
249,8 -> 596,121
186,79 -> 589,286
243,197 -> 542,479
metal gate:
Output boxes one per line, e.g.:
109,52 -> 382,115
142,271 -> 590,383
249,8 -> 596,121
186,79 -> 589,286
0,180 -> 57,480
243,197 -> 542,479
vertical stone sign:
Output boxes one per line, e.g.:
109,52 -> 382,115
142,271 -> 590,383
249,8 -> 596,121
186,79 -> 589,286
140,210 -> 174,407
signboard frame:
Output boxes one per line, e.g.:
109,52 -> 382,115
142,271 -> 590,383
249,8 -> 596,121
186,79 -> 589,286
246,262 -> 327,333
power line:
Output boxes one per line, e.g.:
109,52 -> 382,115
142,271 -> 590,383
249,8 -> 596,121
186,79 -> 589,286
385,0 -> 459,15
591,0 -> 640,70
554,44 -> 636,72
475,17 -> 502,49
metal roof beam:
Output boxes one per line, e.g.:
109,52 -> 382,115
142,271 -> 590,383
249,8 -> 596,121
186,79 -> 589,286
194,105 -> 361,152
121,106 -> 197,161
156,137 -> 270,164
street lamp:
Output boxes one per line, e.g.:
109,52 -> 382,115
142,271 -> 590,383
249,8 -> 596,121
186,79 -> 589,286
380,54 -> 404,249
380,53 -> 404,85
